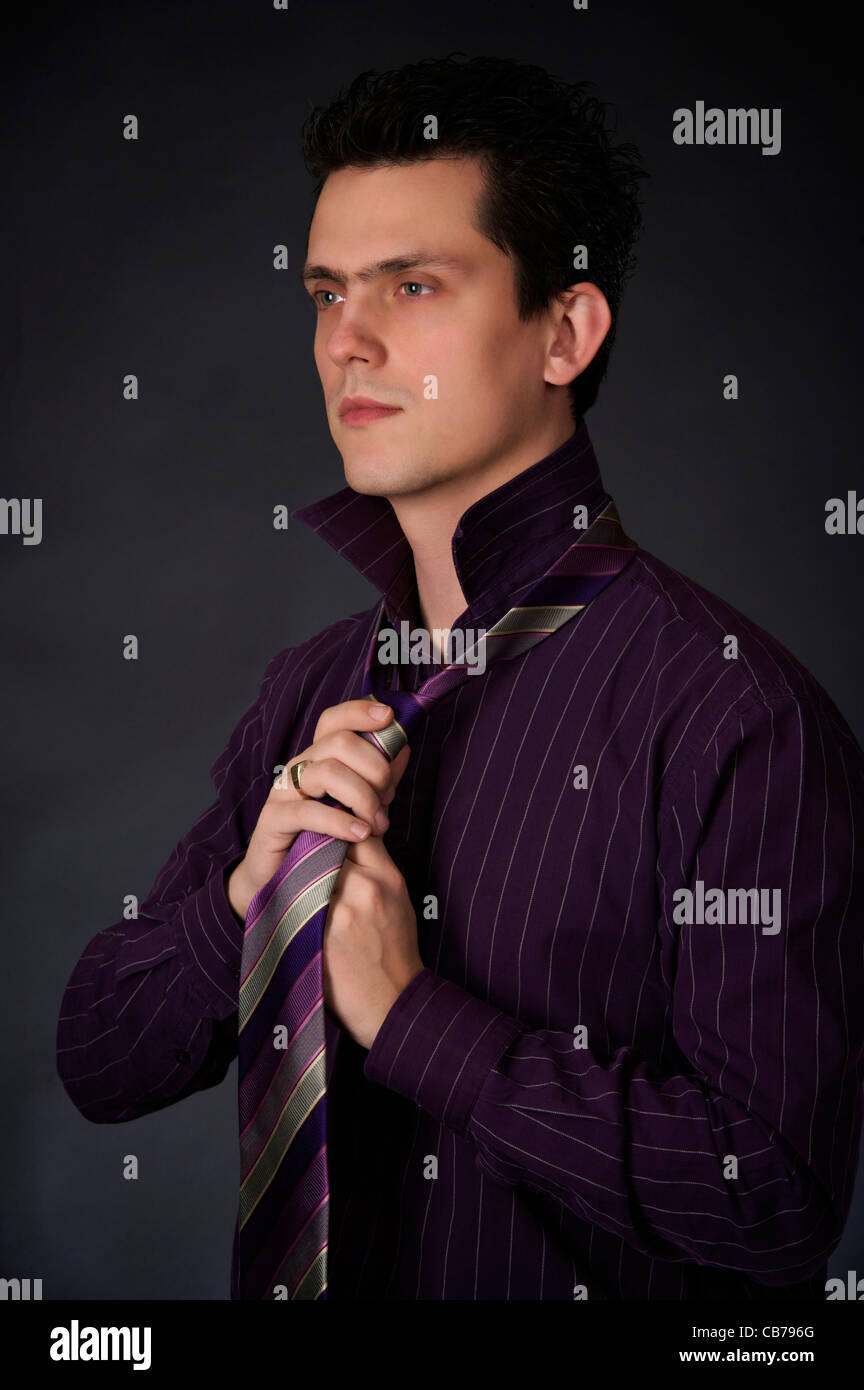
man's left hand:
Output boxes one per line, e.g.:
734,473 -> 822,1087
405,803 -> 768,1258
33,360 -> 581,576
322,832 -> 424,1051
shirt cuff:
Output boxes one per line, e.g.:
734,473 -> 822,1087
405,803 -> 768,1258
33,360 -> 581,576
363,967 -> 523,1133
178,861 -> 246,1015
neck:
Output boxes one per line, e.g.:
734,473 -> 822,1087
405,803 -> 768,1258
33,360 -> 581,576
389,418 -> 576,637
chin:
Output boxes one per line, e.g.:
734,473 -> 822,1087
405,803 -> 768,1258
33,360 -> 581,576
339,435 -> 440,498
342,453 -> 401,497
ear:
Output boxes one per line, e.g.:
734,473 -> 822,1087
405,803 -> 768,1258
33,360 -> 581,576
543,282 -> 612,388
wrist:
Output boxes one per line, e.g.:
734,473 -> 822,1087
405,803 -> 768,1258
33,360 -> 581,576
396,959 -> 425,994
225,861 -> 253,924
364,963 -> 426,1052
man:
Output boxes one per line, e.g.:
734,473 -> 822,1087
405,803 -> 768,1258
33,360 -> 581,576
57,54 -> 864,1300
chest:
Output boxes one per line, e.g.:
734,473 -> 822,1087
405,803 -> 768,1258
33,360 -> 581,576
381,663 -> 665,1034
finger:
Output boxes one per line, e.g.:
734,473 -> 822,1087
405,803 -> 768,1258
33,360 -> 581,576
277,735 -> 389,802
263,797 -> 375,844
314,727 -> 397,796
289,756 -> 390,831
391,742 -> 411,774
302,717 -> 409,809
383,744 -> 411,802
315,698 -> 394,742
343,830 -> 391,866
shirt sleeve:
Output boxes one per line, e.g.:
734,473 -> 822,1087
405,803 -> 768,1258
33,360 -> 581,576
56,648 -> 293,1124
363,689 -> 864,1286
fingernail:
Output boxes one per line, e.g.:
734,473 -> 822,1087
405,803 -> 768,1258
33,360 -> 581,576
374,810 -> 388,831
350,820 -> 369,838
371,704 -> 389,718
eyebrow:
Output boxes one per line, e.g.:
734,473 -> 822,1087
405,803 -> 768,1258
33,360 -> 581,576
299,252 -> 467,288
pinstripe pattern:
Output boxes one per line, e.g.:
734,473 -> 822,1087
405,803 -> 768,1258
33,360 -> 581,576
56,422 -> 864,1300
235,496 -> 637,1299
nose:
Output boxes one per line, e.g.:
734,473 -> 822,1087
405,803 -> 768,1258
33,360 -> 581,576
324,297 -> 384,370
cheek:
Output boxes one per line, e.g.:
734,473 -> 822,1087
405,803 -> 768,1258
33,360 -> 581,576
420,319 -> 504,400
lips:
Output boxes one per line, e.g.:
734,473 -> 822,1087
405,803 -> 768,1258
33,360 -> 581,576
339,395 -> 403,426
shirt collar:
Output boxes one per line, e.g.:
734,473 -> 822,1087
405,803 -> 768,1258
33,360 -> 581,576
290,416 -> 610,630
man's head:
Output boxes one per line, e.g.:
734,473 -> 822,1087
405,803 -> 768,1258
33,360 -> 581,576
299,53 -> 647,499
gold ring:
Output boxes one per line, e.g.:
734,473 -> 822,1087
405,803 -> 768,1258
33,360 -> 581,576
290,758 -> 312,798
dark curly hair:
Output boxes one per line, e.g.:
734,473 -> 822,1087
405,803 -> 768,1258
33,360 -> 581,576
301,52 -> 649,422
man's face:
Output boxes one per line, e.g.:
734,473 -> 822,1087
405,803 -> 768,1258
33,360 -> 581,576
302,156 -> 558,498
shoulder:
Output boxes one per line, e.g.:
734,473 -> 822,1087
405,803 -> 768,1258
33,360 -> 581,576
255,603 -> 379,713
211,605 -> 380,789
616,546 -> 862,765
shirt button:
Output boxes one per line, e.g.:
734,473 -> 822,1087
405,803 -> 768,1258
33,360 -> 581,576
175,1048 -> 191,1063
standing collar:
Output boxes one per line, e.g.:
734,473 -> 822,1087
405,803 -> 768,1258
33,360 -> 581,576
290,416 -> 610,628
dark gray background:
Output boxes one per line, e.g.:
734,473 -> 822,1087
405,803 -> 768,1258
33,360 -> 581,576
2,0 -> 861,1299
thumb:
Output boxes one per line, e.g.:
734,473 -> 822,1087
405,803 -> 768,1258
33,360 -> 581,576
386,743 -> 411,795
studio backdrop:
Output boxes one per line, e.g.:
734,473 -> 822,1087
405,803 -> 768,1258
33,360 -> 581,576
2,0 -> 862,1300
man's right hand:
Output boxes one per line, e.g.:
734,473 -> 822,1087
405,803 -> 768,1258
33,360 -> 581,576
225,698 -> 410,923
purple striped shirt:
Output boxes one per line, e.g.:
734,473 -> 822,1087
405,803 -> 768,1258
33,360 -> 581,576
57,420 -> 864,1299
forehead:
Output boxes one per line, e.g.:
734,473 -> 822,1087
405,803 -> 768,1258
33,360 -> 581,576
307,156 -> 490,256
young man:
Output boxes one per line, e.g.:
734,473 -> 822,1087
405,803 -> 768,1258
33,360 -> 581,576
57,54 -> 864,1301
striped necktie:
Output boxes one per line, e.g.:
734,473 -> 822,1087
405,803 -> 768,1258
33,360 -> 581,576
235,495 -> 637,1299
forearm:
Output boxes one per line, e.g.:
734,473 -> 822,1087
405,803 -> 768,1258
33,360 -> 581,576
364,968 -> 841,1284
56,863 -> 245,1122
56,645 -> 292,1124
468,1018 -> 837,1283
